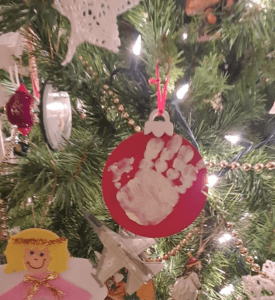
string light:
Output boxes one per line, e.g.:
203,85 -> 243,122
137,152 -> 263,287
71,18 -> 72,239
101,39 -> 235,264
133,35 -> 141,56
182,33 -> 188,40
218,233 -> 232,244
207,174 -> 218,187
225,135 -> 239,144
220,284 -> 234,296
176,83 -> 189,100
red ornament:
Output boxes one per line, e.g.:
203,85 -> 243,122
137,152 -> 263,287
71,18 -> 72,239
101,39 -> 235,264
102,129 -> 208,238
6,84 -> 35,136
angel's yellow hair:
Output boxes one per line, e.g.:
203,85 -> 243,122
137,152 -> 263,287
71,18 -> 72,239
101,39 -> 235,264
4,228 -> 70,274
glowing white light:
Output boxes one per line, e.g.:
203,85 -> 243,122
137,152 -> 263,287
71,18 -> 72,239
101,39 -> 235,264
27,198 -> 32,204
225,135 -> 239,144
46,102 -> 68,111
49,92 -> 69,98
183,33 -> 188,40
208,175 -> 218,187
133,35 -> 141,56
219,233 -> 232,244
248,0 -> 262,7
176,84 -> 189,100
220,284 -> 234,296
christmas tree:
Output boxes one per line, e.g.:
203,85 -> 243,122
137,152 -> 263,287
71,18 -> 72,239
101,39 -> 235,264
1,0 -> 275,299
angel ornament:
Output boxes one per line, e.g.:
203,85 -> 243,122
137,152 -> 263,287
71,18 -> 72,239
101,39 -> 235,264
243,260 -> 275,300
0,228 -> 107,300
171,253 -> 202,300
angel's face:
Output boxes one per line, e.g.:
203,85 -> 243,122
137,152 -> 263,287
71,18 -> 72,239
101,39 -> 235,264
24,246 -> 51,274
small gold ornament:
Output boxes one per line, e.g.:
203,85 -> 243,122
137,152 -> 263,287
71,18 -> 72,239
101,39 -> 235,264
118,105 -> 124,112
128,119 -> 135,126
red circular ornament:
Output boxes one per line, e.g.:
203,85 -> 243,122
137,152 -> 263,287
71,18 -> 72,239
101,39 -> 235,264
6,84 -> 35,136
102,131 -> 208,238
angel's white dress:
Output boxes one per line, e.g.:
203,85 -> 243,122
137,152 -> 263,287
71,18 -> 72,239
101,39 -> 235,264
171,271 -> 201,300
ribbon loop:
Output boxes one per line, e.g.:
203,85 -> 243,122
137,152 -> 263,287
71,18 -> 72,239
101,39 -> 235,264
148,61 -> 171,116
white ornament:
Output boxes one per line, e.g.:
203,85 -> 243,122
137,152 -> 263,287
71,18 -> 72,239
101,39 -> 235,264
171,272 -> 201,300
53,0 -> 143,65
144,109 -> 174,137
263,260 -> 275,279
242,260 -> 275,300
0,31 -> 25,57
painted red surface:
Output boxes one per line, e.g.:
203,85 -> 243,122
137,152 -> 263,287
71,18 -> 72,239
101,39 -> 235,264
102,133 -> 208,238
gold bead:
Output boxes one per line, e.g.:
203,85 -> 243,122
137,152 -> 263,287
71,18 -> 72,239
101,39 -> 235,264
193,227 -> 200,233
108,90 -> 113,96
187,232 -> 193,239
219,160 -> 228,168
266,161 -> 275,170
176,245 -> 181,251
155,257 -> 162,262
240,247 -> 248,256
254,163 -> 265,172
113,98 -> 119,104
146,258 -> 154,262
251,263 -> 261,272
259,271 -> 267,277
230,162 -> 240,170
180,239 -> 187,245
128,119 -> 135,126
134,126 -> 141,133
225,222 -> 233,229
118,105 -> 124,112
122,112 -> 129,119
242,163 -> 252,172
246,256 -> 254,264
170,250 -> 176,256
79,55 -> 83,61
231,230 -> 238,237
206,161 -> 215,168
103,84 -> 109,91
235,239 -> 243,247
82,60 -> 87,66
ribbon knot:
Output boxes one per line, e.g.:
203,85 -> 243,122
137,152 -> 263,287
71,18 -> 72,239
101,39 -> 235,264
148,61 -> 171,116
24,272 -> 63,300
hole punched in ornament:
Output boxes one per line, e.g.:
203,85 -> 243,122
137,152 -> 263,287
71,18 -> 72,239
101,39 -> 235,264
144,109 -> 174,137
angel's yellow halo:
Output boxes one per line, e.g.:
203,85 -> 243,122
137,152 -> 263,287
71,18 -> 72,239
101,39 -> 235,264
4,228 -> 70,274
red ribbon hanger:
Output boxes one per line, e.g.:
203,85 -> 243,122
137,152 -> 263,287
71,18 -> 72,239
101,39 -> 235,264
148,60 -> 171,116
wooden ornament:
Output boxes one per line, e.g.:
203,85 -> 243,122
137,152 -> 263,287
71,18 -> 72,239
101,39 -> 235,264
185,0 -> 221,16
0,231 -> 7,241
206,13 -> 217,24
0,228 -> 108,300
105,276 -> 155,300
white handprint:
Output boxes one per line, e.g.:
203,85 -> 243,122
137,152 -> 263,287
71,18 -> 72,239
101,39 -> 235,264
108,135 -> 204,226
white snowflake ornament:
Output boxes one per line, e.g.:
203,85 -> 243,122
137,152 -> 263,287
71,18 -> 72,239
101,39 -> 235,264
53,0 -> 143,65
242,260 -> 275,300
263,260 -> 275,279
